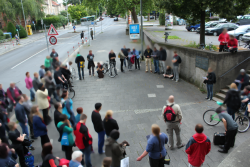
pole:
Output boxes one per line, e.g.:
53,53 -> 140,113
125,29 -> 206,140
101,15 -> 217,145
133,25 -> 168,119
101,17 -> 102,33
88,24 -> 90,46
140,0 -> 144,60
45,24 -> 49,53
94,24 -> 95,39
21,0 -> 27,30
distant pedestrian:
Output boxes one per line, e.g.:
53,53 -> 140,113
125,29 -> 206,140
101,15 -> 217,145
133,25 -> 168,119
75,107 -> 83,123
80,31 -> 84,40
159,47 -> 167,74
163,66 -> 173,79
137,124 -> 168,167
32,72 -> 41,92
69,151 -> 83,167
25,72 -> 35,101
44,56 -> 51,72
75,52 -> 85,80
162,95 -> 185,150
216,107 -> 238,153
91,103 -> 105,154
172,51 -> 180,82
132,48 -> 140,70
185,124 -> 211,167
7,82 -> 22,106
152,47 -> 160,74
87,50 -> 95,77
109,50 -> 117,69
90,28 -> 93,40
223,83 -> 241,120
118,49 -> 126,72
63,24 -> 65,29
205,67 -> 216,101
127,48 -> 133,70
50,49 -> 59,68
39,65 -> 45,79
74,114 -> 93,167
144,45 -> 153,73
103,110 -> 119,137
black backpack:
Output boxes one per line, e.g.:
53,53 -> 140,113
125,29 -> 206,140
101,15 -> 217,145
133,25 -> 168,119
177,56 -> 182,64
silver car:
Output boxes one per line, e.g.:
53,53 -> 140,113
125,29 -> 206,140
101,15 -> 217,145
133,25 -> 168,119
228,25 -> 250,40
242,32 -> 250,42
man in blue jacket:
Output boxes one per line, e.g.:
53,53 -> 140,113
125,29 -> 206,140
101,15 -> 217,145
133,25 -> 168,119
132,48 -> 140,70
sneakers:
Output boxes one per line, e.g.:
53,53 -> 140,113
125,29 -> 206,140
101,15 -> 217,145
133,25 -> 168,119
177,144 -> 185,149
205,97 -> 209,99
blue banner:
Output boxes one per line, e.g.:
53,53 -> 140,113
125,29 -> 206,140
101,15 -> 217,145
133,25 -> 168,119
129,24 -> 140,34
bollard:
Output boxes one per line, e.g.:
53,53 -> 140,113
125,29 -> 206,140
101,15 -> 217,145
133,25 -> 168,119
67,51 -> 69,57
13,44 -> 14,47
73,46 -> 75,51
5,45 -> 6,49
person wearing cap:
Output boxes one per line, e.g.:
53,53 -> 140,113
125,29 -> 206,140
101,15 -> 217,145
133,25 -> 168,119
36,83 -> 51,125
236,69 -> 249,90
227,35 -> 238,53
215,107 -> 238,153
69,151 -> 83,167
105,129 -> 127,167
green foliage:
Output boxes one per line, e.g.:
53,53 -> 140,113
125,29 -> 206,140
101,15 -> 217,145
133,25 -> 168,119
19,25 -> 27,38
60,10 -> 67,17
184,41 -> 218,51
7,22 -> 16,36
0,29 -> 4,40
46,14 -> 54,17
168,36 -> 181,39
159,13 -> 165,25
68,5 -> 88,20
43,15 -> 67,28
4,34 -> 11,39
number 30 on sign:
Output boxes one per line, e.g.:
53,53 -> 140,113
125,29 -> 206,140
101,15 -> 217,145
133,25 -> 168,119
49,36 -> 57,45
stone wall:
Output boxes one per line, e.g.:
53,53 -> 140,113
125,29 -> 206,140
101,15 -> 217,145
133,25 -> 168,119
143,30 -> 250,93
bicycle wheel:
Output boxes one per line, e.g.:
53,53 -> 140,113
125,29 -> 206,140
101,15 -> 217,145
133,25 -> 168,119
235,115 -> 250,133
203,109 -> 221,126
68,88 -> 75,99
103,64 -> 108,74
109,65 -> 116,78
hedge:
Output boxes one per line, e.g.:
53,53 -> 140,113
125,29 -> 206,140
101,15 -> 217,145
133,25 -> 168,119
159,13 -> 165,26
7,22 -> 16,36
19,25 -> 27,38
0,29 -> 4,40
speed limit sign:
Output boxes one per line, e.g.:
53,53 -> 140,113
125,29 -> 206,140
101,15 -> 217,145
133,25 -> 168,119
49,36 -> 57,45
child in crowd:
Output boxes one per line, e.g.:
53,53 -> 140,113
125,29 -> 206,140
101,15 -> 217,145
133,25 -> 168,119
163,66 -> 173,79
75,107 -> 83,123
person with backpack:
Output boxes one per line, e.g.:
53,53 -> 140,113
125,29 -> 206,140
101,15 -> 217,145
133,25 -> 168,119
137,124 -> 168,167
172,51 -> 181,82
75,52 -> 85,80
223,83 -> 241,120
205,67 -> 216,101
162,95 -> 185,150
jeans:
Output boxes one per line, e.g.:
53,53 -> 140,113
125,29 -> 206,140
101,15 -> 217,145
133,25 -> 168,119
145,58 -> 152,71
124,59 -> 127,67
29,88 -> 35,101
149,156 -> 165,167
89,66 -> 94,76
48,88 -> 60,102
173,66 -> 179,80
237,83 -> 242,91
159,61 -> 166,73
135,57 -> 140,69
80,145 -> 92,167
166,122 -> 182,148
127,58 -> 132,69
120,59 -> 124,72
19,122 -> 29,138
224,129 -> 237,151
245,106 -> 249,117
98,130 -> 105,154
153,59 -> 159,73
78,67 -> 84,79
227,107 -> 236,120
207,84 -> 213,100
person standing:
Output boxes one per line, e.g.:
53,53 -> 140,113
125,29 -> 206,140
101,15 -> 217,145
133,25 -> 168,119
44,71 -> 59,102
205,67 -> 216,101
75,52 -> 85,80
74,114 -> 93,167
109,50 -> 117,74
90,28 -> 93,40
39,65 -> 46,79
36,83 -> 51,125
75,107 -> 83,123
7,82 -> 22,106
54,66 -> 67,97
118,49 -> 126,72
50,49 -> 59,68
54,102 -> 63,133
162,95 -> 185,150
30,105 -> 50,147
216,107 -> 238,153
32,72 -> 41,92
44,56 -> 51,72
132,48 -> 140,70
152,47 -> 160,74
137,124 -> 168,167
69,151 -> 84,167
87,50 -> 95,77
223,83 -> 241,120
127,48 -> 133,70
80,31 -> 84,40
218,28 -> 229,52
91,103 -> 105,154
122,46 -> 128,67
144,45 -> 153,73
172,51 -> 181,82
25,72 -> 35,102
103,110 -> 119,137
185,124 -> 211,167
159,47 -> 167,74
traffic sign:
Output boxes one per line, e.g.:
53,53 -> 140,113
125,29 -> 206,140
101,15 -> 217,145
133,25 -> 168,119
48,24 -> 59,36
49,36 -> 57,45
73,26 -> 76,30
91,22 -> 94,25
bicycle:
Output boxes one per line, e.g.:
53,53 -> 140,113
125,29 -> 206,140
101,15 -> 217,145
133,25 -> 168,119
108,61 -> 117,78
62,82 -> 75,99
69,68 -> 77,82
203,101 -> 250,133
243,40 -> 250,49
103,61 -> 109,74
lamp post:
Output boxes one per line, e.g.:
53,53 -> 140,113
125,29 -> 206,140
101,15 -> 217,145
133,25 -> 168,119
21,0 -> 27,30
140,0 -> 144,60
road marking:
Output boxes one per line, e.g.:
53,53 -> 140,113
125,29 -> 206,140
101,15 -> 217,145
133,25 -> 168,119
156,85 -> 164,88
11,46 -> 52,69
148,94 -> 156,97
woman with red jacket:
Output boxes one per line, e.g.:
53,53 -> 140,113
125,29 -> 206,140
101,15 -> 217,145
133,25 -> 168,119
218,28 -> 229,52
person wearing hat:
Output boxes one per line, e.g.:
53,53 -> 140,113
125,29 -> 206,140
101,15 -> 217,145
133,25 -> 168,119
36,83 -> 51,125
105,129 -> 128,167
102,157 -> 112,167
215,107 -> 238,153
236,69 -> 249,90
69,151 -> 83,167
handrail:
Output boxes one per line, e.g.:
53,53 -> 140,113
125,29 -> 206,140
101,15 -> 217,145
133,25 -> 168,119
219,57 -> 250,78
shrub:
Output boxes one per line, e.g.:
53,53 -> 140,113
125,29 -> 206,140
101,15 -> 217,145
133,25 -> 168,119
0,29 -> 4,40
19,25 -> 27,38
159,13 -> 165,25
4,34 -> 11,39
7,22 -> 16,37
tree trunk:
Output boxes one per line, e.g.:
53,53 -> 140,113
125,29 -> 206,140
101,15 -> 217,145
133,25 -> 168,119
148,13 -> 150,21
131,7 -> 138,23
200,10 -> 206,46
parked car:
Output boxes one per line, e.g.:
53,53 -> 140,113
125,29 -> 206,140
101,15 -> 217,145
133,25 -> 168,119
228,25 -> 250,40
114,17 -> 118,21
196,21 -> 227,33
150,16 -> 155,19
186,24 -> 200,32
242,32 -> 250,42
205,23 -> 239,36
237,15 -> 250,25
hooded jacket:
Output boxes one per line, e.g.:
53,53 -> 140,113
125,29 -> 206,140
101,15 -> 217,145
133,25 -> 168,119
224,89 -> 241,110
185,133 -> 211,166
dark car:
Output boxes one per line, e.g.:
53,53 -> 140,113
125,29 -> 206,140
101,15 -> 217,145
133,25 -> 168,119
196,21 -> 227,33
114,17 -> 118,21
186,24 -> 200,32
205,23 -> 239,36
237,15 -> 250,25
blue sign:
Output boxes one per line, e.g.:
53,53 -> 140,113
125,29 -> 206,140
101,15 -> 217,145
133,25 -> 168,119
91,22 -> 94,25
129,24 -> 139,34
73,26 -> 76,29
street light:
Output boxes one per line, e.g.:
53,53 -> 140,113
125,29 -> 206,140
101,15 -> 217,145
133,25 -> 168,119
21,0 -> 27,30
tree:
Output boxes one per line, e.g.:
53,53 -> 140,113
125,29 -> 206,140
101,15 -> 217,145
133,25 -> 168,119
7,22 -> 16,36
67,5 -> 88,20
162,0 -> 250,45
159,13 -> 165,25
60,10 -> 68,17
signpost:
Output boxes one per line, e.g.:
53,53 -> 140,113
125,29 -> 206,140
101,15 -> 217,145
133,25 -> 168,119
49,36 -> 57,45
129,24 -> 140,39
45,24 -> 59,53
73,26 -> 76,32
47,24 -> 59,36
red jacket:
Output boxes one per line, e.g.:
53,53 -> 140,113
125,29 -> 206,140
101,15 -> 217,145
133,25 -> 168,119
185,133 -> 211,166
218,33 -> 229,45
228,38 -> 238,48
74,122 -> 92,150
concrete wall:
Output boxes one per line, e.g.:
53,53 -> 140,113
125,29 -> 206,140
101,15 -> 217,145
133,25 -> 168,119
143,30 -> 250,93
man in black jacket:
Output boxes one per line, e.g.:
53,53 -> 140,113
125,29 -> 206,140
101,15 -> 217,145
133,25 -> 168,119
236,69 -> 249,90
91,103 -> 105,154
50,49 -> 58,69
205,68 -> 216,101
54,102 -> 63,133
75,52 -> 85,80
144,45 -> 153,73
61,65 -> 73,87
80,31 -> 84,40
159,47 -> 167,74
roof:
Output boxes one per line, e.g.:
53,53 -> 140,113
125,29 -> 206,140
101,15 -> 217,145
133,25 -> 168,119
52,1 -> 59,6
